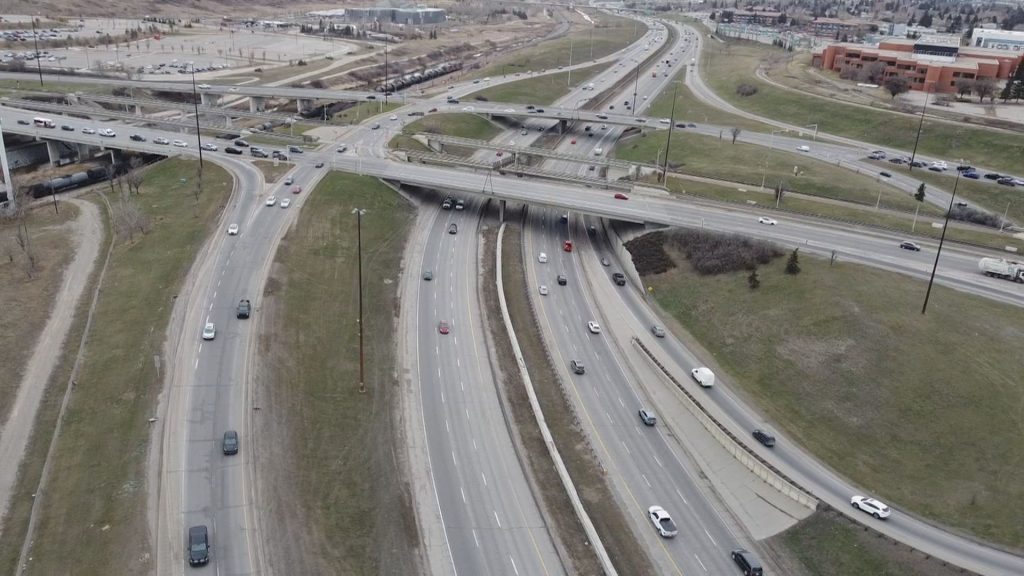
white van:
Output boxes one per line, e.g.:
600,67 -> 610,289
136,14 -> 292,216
691,367 -> 715,387
594,147 -> 603,156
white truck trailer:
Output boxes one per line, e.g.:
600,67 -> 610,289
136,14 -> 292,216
978,258 -> 1024,283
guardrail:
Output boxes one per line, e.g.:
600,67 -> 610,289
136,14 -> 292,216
404,150 -> 633,190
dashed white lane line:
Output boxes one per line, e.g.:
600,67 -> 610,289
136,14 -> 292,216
441,392 -> 445,404
605,411 -> 613,424
695,553 -> 707,572
510,556 -> 519,575
473,529 -> 480,548
460,381 -> 465,392
654,455 -> 663,468
641,473 -> 651,488
460,487 -> 467,504
704,528 -> 717,546
194,357 -> 199,370
481,472 -> 488,487
445,419 -> 450,434
621,440 -> 631,456
472,438 -> 478,451
493,510 -> 502,529
676,488 -> 688,506
451,451 -> 457,467
618,396 -> 625,408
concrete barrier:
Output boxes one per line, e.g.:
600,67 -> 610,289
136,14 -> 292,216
495,222 -> 618,576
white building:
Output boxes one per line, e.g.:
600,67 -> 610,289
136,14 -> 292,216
971,28 -> 1024,53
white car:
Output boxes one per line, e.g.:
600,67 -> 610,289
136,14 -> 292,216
227,223 -> 239,235
796,145 -> 810,152
153,137 -> 170,145
336,144 -> 348,153
197,83 -> 211,89
462,106 -> 475,112
538,252 -> 548,263
265,196 -> 277,206
587,321 -> 601,334
389,114 -> 398,121
758,217 -> 777,225
539,285 -> 549,295
98,128 -> 116,137
228,87 -> 239,92
202,322 -> 216,340
691,366 -> 715,387
81,127 -> 96,134
173,140 -> 188,147
280,198 -> 291,208
659,118 -> 670,124
851,495 -> 891,519
200,143 -> 218,151
504,108 -> 515,113
648,505 -> 678,538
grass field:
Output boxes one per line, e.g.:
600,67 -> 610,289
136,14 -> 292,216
251,159 -> 293,183
470,12 -> 647,80
772,511 -> 969,576
663,177 -> 1024,253
699,39 -> 1024,175
645,68 -> 768,130
255,173 -> 418,573
19,158 -> 232,575
467,63 -> 606,106
401,112 -> 502,141
641,244 -> 1024,549
616,131 -> 926,212
0,202 -> 78,429
329,101 -> 401,125
496,222 -> 656,575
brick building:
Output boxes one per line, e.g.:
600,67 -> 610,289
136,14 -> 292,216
807,17 -> 866,38
816,38 -> 1024,93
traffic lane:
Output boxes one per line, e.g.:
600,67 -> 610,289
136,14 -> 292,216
526,211 -> 736,575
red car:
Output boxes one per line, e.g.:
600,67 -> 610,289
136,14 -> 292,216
291,186 -> 302,194
571,139 -> 577,144
438,321 -> 450,335
428,107 -> 438,113
496,151 -> 504,157
614,193 -> 629,200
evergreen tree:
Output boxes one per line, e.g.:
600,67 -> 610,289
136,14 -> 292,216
915,183 -> 926,202
748,268 -> 761,289
785,248 -> 801,275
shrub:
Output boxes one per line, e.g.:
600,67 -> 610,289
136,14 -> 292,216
667,229 -> 782,275
949,206 -> 1003,228
736,83 -> 758,97
624,231 -> 675,276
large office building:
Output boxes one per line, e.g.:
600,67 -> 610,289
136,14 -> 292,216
817,37 -> 1024,93
971,28 -> 1024,53
343,7 -> 447,25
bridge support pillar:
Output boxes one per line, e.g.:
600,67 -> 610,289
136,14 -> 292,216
426,137 -> 443,153
297,98 -> 315,114
558,118 -> 568,134
134,104 -> 142,116
499,199 -> 506,223
224,114 -> 232,128
199,93 -> 220,107
44,140 -> 61,167
250,96 -> 266,113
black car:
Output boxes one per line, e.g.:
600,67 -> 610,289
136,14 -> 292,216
222,430 -> 239,455
557,274 -> 567,286
731,549 -> 763,576
236,299 -> 251,319
234,139 -> 249,147
956,164 -> 973,172
997,177 -> 1016,187
888,158 -> 905,164
448,223 -> 458,235
910,160 -> 926,168
879,171 -> 892,178
928,165 -> 942,172
675,122 -> 687,128
16,119 -> 29,125
535,108 -> 545,113
899,241 -> 921,251
983,173 -> 1002,180
188,525 -> 210,566
447,98 -> 459,104
225,147 -> 242,155
752,429 -> 776,447
130,134 -> 146,142
525,105 -> 535,110
366,95 -> 377,100
570,360 -> 585,375
963,171 -> 980,179
315,162 -> 324,168
61,124 -> 75,131
612,272 -> 626,286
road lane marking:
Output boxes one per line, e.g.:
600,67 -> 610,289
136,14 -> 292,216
695,553 -> 707,572
451,451 -> 457,467
510,556 -> 519,575
654,455 -> 663,468
642,473 -> 651,488
618,396 -> 625,408
473,529 -> 480,547
605,411 -> 613,424
441,392 -> 445,404
460,487 -> 466,503
472,438 -> 477,451
481,472 -> 488,487
460,381 -> 465,391
704,528 -> 717,546
194,357 -> 199,369
676,488 -> 688,506
621,440 -> 631,456
445,419 -> 450,434
493,510 -> 502,528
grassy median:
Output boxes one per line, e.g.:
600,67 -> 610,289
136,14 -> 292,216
254,173 -> 419,574
635,238 -> 1024,549
17,158 -> 232,575
251,159 -> 293,183
468,64 -> 606,106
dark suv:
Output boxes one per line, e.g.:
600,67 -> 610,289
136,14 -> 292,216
752,429 -> 776,448
731,549 -> 763,576
188,525 -> 210,566
222,430 -> 239,455
236,299 -> 251,319
570,360 -> 585,374
612,272 -> 626,286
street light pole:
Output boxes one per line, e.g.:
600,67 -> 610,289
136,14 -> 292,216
31,16 -> 44,87
384,42 -> 389,106
352,208 -> 367,393
567,39 -> 574,87
631,64 -> 640,115
909,88 -> 930,171
921,171 -> 961,315
661,82 -> 679,183
191,67 -> 204,170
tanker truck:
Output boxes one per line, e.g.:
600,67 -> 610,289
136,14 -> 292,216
978,258 -> 1024,283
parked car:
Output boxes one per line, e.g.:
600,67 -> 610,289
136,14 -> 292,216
851,495 -> 892,519
752,429 -> 776,447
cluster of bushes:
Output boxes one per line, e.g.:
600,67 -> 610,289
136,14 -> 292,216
624,231 -> 675,276
736,83 -> 758,97
666,229 -> 782,275
949,206 -> 1004,229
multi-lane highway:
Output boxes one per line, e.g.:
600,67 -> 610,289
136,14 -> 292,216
4,11 -> 1024,574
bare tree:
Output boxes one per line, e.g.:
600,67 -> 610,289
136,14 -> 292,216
730,127 -> 741,144
974,78 -> 996,103
7,182 -> 36,278
883,76 -> 909,99
955,78 -> 973,99
114,189 -> 150,243
126,156 -> 145,195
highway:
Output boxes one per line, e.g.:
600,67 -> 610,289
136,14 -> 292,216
4,13 -> 1024,573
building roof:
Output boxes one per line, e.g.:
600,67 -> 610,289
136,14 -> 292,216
830,42 -> 1002,71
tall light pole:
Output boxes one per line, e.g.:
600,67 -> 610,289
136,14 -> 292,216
31,16 -> 44,87
921,171 -> 961,315
190,67 -> 204,170
383,41 -> 389,106
761,129 -> 787,191
352,208 -> 367,394
631,63 -> 640,114
567,39 -> 574,87
660,81 -> 680,183
909,88 -> 931,171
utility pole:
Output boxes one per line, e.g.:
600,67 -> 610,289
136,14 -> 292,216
352,208 -> 367,393
909,89 -> 930,171
631,64 -> 640,114
31,16 -> 44,86
921,171 -> 961,315
567,39 -> 574,87
661,82 -> 679,183
384,41 -> 389,105
190,67 -> 204,170
589,27 -> 594,60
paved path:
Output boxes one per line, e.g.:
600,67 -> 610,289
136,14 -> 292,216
0,198 -> 103,535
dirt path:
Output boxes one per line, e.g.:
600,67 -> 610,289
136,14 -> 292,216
0,198 -> 103,534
